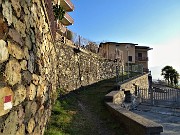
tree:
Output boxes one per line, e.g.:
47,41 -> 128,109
173,71 -> 179,87
161,66 -> 179,86
161,66 -> 173,85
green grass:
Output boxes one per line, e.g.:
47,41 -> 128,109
45,73 -> 140,135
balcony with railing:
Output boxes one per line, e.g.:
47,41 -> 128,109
60,0 -> 74,12
135,57 -> 148,61
61,12 -> 74,26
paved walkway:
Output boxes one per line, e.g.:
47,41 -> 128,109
132,104 -> 180,135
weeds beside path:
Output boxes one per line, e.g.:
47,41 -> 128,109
45,78 -> 126,135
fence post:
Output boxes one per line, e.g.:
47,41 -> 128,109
150,87 -> 154,105
177,90 -> 179,103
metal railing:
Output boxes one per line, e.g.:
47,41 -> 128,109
139,87 -> 180,108
124,64 -> 143,74
135,57 -> 148,61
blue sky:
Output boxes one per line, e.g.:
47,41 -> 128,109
69,0 -> 180,79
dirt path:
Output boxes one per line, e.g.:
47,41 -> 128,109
77,100 -> 117,135
45,78 -> 126,135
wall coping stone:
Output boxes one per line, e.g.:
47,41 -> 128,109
105,102 -> 163,135
104,91 -> 119,102
118,73 -> 148,86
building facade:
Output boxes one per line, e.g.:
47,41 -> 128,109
99,42 -> 124,66
135,46 -> 152,72
98,42 -> 152,72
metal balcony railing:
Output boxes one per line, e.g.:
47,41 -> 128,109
136,57 -> 148,61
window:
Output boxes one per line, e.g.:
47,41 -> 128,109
138,53 -> 142,57
128,56 -> 132,62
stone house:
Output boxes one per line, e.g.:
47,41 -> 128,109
98,42 -> 152,72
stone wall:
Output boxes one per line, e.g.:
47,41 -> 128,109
55,38 -> 116,92
0,0 -> 57,134
119,73 -> 149,93
105,102 -> 163,135
104,75 -> 163,135
0,1 -> 116,134
105,73 -> 149,106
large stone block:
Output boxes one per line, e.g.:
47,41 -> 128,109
30,29 -> 35,43
27,83 -> 36,100
16,105 -> 25,126
12,15 -> 26,37
37,81 -> 47,104
0,40 -> 9,63
8,29 -> 23,46
32,74 -> 39,85
10,0 -> 21,18
20,60 -> 27,70
0,18 -> 8,40
31,101 -> 38,116
5,59 -> 21,86
35,105 -> 44,123
24,14 -> 30,30
13,84 -> 26,106
25,101 -> 37,122
33,125 -> 41,135
22,70 -> 32,85
2,1 -> 12,26
27,118 -> 35,133
8,41 -> 24,59
2,111 -> 18,135
28,51 -> 35,73
25,35 -> 32,50
16,124 -> 25,135
24,47 -> 30,60
20,1 -> 29,15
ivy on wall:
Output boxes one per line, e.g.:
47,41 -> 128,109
53,4 -> 65,20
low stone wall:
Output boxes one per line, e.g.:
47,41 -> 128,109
105,73 -> 149,105
105,102 -> 163,135
119,73 -> 149,93
104,74 -> 163,135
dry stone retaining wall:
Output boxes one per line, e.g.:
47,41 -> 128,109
55,41 -> 116,92
0,1 -> 116,134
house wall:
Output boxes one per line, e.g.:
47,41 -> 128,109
99,43 -> 124,66
135,48 -> 149,69
99,43 -> 136,64
116,43 -> 135,64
